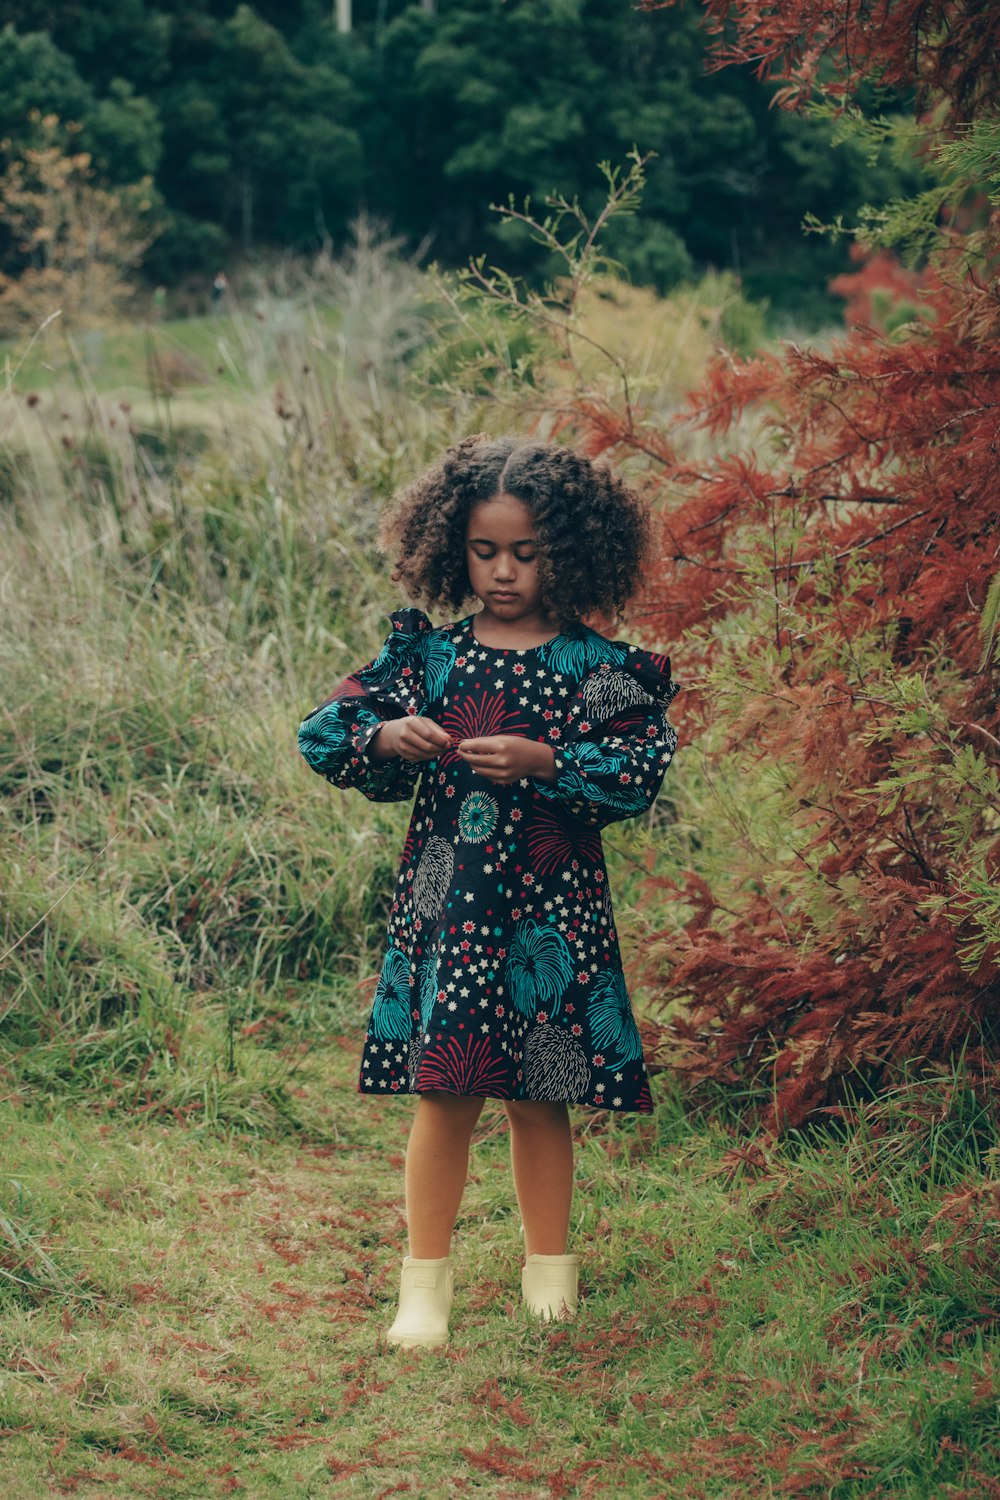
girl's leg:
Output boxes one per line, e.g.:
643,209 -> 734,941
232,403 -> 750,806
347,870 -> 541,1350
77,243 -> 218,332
404,1091 -> 486,1259
502,1100 -> 574,1256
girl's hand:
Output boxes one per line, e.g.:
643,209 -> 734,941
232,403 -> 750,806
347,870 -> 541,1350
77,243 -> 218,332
457,735 -> 557,785
372,715 -> 451,763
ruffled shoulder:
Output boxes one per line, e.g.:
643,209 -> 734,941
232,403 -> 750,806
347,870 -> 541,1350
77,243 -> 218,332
613,640 -> 681,709
559,629 -> 681,735
357,608 -> 462,704
356,608 -> 434,689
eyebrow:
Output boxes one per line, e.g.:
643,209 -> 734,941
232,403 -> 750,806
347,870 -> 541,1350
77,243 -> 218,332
467,536 -> 537,545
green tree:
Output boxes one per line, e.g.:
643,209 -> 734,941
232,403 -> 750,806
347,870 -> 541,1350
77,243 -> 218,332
0,25 -> 163,189
0,24 -> 92,142
0,0 -> 925,316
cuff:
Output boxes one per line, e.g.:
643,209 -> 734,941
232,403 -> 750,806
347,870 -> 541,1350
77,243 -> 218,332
354,714 -> 386,757
529,747 -> 574,801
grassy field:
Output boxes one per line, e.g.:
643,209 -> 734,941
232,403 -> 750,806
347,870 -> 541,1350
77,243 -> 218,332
4,1028 -> 998,1499
2,252 -> 998,1496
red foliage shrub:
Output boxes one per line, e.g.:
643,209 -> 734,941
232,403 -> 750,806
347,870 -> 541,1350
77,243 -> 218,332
829,243 -> 939,332
639,254 -> 1000,1133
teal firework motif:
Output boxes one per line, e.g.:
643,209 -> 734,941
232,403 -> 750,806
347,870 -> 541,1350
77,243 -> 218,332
418,959 -> 440,1033
539,631 -> 628,675
424,634 -> 458,699
361,627 -> 422,685
458,790 -> 498,843
556,765 -> 647,814
572,740 -> 627,775
371,947 -> 412,1041
506,920 -> 574,1018
589,972 -> 643,1066
297,700 -> 348,771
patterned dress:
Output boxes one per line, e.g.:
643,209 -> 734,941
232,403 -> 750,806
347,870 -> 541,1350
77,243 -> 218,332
298,609 -> 681,1113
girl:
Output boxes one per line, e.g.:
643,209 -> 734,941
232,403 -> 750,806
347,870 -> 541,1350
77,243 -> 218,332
297,434 -> 681,1350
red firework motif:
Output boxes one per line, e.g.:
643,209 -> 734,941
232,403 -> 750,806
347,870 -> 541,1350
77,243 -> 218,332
317,673 -> 365,708
441,692 -> 530,745
525,807 -> 602,876
417,1035 -> 511,1095
602,707 -> 652,737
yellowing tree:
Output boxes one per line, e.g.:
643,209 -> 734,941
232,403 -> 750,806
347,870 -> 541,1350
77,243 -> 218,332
0,113 -> 156,339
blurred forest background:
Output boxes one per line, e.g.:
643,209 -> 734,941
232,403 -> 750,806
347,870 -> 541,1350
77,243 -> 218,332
0,0 -> 923,326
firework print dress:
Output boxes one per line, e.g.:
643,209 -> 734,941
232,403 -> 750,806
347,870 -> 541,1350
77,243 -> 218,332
297,608 -> 681,1113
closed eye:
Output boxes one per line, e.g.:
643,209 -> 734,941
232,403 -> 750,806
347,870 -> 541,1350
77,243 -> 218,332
469,543 -> 537,560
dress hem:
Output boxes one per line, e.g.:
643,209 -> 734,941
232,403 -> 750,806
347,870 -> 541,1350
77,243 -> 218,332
357,1081 -> 654,1114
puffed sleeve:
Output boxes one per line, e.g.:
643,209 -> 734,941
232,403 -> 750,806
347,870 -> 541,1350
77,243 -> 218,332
297,608 -> 433,802
530,644 -> 681,830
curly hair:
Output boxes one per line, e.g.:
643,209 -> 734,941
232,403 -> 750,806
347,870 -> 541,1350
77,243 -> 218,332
378,433 -> 652,627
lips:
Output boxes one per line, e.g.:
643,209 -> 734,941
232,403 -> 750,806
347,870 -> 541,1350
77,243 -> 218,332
490,591 -> 518,600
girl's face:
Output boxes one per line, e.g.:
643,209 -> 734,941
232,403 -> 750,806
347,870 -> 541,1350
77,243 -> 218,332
465,493 -> 551,629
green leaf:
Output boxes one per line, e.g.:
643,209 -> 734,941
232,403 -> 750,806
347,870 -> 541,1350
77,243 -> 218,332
977,567 -> 1000,670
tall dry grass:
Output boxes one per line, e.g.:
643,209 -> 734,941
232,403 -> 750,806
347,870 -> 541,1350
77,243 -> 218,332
1,229 -> 769,1122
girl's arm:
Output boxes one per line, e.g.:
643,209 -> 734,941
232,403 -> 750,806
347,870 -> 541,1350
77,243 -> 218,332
525,654 -> 682,830
298,698 -> 421,802
297,609 -> 441,802
529,704 -> 678,829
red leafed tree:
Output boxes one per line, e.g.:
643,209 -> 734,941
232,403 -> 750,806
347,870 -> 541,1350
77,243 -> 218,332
828,244 -> 938,332
657,0 -> 1000,119
554,1 -> 1000,1135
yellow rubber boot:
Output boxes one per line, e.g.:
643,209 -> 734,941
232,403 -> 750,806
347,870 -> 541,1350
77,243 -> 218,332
521,1253 -> 580,1321
385,1256 -> 454,1349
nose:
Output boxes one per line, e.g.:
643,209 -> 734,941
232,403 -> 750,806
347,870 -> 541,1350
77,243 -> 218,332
492,552 -> 516,581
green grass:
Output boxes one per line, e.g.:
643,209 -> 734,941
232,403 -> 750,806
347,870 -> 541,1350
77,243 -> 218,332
2,303 -> 339,400
1,1039 -> 997,1498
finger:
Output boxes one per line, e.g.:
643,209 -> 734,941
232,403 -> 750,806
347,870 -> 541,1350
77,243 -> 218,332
457,737 -> 501,753
396,732 -> 440,761
408,732 -> 447,754
417,720 -> 452,747
402,723 -> 447,751
469,766 -> 515,783
410,737 -> 448,757
468,766 -> 502,782
459,752 -> 507,770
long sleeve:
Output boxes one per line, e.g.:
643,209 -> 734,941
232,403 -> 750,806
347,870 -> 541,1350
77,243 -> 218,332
297,608 -> 433,803
530,648 -> 681,830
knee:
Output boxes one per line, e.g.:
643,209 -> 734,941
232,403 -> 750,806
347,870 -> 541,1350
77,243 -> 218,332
504,1099 -> 570,1132
418,1092 -> 486,1129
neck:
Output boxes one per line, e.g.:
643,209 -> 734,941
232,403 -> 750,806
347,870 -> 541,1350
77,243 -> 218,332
472,606 -> 559,648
